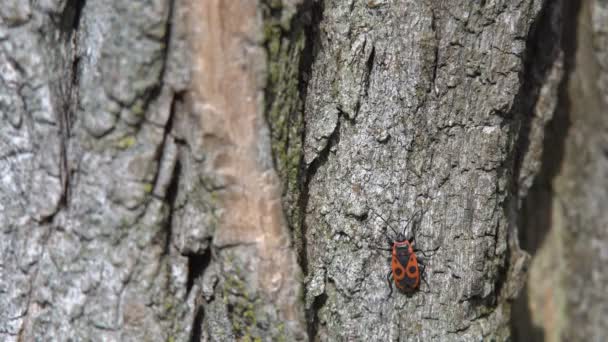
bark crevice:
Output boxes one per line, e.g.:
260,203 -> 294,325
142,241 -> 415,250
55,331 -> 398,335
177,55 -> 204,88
58,0 -> 85,33
189,304 -> 205,342
306,291 -> 327,340
186,245 -> 212,295
297,0 -> 324,315
511,1 -> 580,340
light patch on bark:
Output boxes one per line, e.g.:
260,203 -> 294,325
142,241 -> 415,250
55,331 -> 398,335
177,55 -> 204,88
187,0 -> 305,337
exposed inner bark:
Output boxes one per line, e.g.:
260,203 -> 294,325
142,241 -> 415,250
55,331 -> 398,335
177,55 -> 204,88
186,0 -> 306,339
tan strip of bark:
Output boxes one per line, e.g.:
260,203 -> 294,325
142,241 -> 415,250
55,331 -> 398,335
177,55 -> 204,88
188,0 -> 304,327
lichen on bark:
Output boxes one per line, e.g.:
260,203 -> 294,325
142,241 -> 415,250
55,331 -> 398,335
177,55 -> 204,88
261,0 -> 307,238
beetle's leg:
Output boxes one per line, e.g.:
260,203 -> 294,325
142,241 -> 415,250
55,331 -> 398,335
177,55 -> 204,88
386,269 -> 393,299
419,264 -> 430,290
418,262 -> 426,275
413,248 -> 434,258
372,245 -> 393,252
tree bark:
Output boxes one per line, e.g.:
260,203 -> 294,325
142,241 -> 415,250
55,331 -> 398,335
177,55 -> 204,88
513,1 -> 608,341
1,0 -> 307,340
1,0 -> 198,340
1,0 -> 605,341
301,0 -> 547,340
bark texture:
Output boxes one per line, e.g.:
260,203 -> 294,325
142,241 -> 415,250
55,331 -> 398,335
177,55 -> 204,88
1,0 -> 197,340
514,0 -> 608,341
1,0 -> 308,340
301,0 -> 545,340
185,0 -> 306,339
2,0 -> 606,341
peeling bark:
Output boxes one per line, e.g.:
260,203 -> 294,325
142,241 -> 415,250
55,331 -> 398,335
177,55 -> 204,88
184,0 -> 306,339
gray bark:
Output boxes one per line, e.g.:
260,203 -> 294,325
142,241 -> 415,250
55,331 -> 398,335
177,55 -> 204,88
513,1 -> 608,341
1,0 -> 307,340
1,0 -> 195,340
2,0 -> 606,341
302,0 -> 546,340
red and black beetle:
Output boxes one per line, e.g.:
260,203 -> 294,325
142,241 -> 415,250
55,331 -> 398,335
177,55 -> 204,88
372,211 -> 429,297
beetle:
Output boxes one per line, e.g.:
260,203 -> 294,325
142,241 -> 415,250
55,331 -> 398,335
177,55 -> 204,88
372,210 -> 430,298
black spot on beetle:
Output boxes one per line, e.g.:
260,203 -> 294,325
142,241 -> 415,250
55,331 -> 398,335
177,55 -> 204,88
399,275 -> 417,288
395,268 -> 402,276
409,266 -> 417,274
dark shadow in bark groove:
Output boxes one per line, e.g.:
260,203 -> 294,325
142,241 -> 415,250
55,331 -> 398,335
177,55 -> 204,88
186,247 -> 212,295
55,0 -> 86,210
296,2 -> 326,339
298,0 -> 324,101
186,247 -> 210,342
298,0 -> 324,276
307,292 -> 328,340
59,0 -> 86,33
510,1 -> 580,341
189,305 -> 205,342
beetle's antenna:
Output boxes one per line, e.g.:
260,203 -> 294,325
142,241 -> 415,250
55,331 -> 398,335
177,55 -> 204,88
405,209 -> 429,239
370,208 -> 400,237
401,210 -> 421,237
380,229 -> 393,245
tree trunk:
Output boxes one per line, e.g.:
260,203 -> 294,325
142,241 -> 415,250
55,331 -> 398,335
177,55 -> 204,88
513,0 -> 608,341
1,0 -> 605,341
302,0 -> 546,340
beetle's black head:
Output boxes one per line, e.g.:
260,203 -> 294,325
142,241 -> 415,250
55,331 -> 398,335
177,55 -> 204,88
395,233 -> 408,243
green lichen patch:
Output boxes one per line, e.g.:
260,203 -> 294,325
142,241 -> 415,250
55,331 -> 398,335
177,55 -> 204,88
261,0 -> 306,239
116,135 -> 137,149
222,268 -> 262,340
221,257 -> 288,341
142,182 -> 154,194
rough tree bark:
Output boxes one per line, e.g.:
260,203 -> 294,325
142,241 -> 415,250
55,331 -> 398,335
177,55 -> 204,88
301,0 -> 547,340
513,1 -> 608,341
1,0 -> 198,340
1,0 -> 605,341
0,0 -> 307,340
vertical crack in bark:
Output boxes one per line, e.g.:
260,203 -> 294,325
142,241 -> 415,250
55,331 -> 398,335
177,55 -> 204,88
186,246 -> 212,295
57,0 -> 85,209
189,303 -> 205,342
511,1 -> 580,341
362,45 -> 375,101
59,0 -> 86,33
306,292 -> 327,340
296,1 -> 326,339
185,242 -> 211,342
297,0 -> 323,280
161,0 -> 176,83
429,3 -> 439,95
